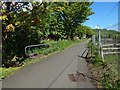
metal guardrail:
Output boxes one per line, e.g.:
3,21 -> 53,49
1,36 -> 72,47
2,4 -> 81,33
25,42 -> 57,55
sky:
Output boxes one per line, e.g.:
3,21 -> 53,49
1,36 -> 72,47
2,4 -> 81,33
84,2 -> 118,31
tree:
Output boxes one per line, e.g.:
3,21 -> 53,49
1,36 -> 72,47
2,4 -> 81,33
1,2 -> 31,66
85,26 -> 95,38
58,2 -> 94,39
1,2 -> 44,67
1,1 -> 95,67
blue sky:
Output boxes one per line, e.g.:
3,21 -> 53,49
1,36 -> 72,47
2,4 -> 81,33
84,2 -> 118,30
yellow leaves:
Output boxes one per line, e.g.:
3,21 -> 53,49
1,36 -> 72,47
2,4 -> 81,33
15,21 -> 20,26
0,15 -> 8,20
0,16 -> 2,20
4,24 -> 15,33
53,0 -> 58,1
55,6 -> 65,12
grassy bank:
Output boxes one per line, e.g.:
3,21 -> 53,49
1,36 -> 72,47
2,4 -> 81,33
0,39 -> 87,79
27,39 -> 82,55
88,40 -> 120,89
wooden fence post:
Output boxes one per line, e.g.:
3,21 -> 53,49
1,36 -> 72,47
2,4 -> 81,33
98,29 -> 101,54
97,26 -> 104,61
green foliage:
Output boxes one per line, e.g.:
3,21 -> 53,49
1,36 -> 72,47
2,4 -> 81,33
2,2 -> 41,67
88,40 -> 120,89
85,26 -> 95,38
58,2 -> 94,39
75,25 -> 94,39
1,2 -> 94,67
88,40 -> 102,66
27,39 -> 82,55
0,67 -> 20,79
92,54 -> 102,66
94,29 -> 120,39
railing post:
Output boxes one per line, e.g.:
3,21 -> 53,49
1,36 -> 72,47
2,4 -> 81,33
92,35 -> 96,46
25,46 -> 27,55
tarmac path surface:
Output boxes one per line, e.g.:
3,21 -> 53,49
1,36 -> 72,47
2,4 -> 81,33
2,40 -> 95,88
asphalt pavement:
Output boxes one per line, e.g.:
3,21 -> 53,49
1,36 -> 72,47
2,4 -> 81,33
2,39 -> 95,88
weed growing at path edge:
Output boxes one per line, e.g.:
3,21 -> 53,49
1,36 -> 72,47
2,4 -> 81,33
0,39 -> 86,79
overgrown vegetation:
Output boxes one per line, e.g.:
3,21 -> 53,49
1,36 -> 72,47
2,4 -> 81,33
0,39 -> 86,79
88,40 -> 120,89
27,39 -> 84,55
1,1 -> 94,67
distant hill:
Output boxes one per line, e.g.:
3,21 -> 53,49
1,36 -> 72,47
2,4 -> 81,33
94,29 -> 120,39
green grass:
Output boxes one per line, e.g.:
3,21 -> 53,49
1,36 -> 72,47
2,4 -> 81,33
0,39 -> 87,79
27,39 -> 85,55
104,54 -> 119,62
103,54 -> 120,89
104,54 -> 119,79
88,40 -> 120,89
0,67 -> 20,79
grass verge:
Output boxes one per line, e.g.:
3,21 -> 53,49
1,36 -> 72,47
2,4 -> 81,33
0,39 -> 87,79
88,40 -> 120,89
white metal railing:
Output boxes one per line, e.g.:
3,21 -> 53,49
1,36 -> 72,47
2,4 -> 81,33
25,42 -> 57,55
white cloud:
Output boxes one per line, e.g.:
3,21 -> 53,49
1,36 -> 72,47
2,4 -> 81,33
94,25 -> 101,29
106,24 -> 118,31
